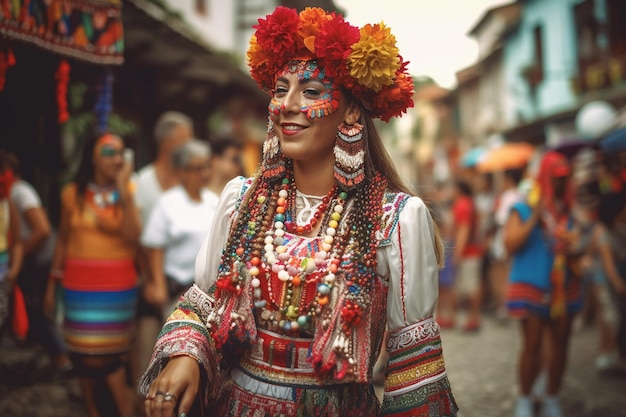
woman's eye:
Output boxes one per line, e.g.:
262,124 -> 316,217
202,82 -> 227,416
304,88 -> 321,97
274,87 -> 288,97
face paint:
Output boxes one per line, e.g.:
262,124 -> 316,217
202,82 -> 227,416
94,134 -> 123,158
269,60 -> 340,120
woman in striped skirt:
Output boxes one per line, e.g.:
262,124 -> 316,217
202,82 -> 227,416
46,133 -> 141,417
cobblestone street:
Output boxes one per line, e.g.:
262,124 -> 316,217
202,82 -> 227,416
1,315 -> 625,417
442,316 -> 626,417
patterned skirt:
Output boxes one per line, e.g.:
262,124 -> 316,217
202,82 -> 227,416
213,328 -> 381,417
62,258 -> 138,355
506,280 -> 583,319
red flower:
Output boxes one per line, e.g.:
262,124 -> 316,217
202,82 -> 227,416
368,59 -> 414,121
315,14 -> 359,62
253,6 -> 300,55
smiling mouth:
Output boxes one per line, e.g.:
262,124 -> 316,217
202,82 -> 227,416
281,123 -> 307,136
282,124 -> 306,131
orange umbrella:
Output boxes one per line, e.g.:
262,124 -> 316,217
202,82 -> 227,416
477,142 -> 535,172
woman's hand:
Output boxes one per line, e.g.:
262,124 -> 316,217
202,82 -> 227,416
144,279 -> 169,308
145,355 -> 200,417
43,280 -> 57,318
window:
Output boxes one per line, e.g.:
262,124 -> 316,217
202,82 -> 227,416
533,25 -> 544,79
607,0 -> 626,56
196,0 -> 207,16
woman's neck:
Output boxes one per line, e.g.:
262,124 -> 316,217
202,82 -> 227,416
91,173 -> 115,187
291,159 -> 335,196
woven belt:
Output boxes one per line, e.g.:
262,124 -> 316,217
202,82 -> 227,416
238,328 -> 320,386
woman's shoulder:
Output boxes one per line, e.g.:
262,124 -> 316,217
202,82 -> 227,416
377,190 -> 418,245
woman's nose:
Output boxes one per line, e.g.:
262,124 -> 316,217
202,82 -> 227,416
281,89 -> 300,114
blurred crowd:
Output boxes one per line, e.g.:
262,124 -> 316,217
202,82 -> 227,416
433,138 -> 626,417
0,111 -> 243,417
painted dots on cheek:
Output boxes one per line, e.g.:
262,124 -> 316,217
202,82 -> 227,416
298,62 -> 340,120
301,89 -> 340,120
268,96 -> 283,116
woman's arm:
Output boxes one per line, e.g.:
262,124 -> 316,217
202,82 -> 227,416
382,197 -> 457,416
22,206 -> 51,256
145,247 -> 168,307
117,155 -> 141,244
596,226 -> 626,295
45,193 -> 71,316
503,205 -> 540,255
7,200 -> 23,283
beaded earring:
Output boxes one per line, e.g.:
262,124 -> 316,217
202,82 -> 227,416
334,122 -> 365,191
261,118 -> 286,180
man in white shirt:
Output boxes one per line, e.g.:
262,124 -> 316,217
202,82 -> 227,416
135,111 -> 194,225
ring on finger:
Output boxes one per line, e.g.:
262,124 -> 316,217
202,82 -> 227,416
154,390 -> 166,402
164,392 -> 177,403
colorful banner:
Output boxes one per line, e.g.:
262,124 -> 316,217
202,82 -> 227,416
0,0 -> 123,65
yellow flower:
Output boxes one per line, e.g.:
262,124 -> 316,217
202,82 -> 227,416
348,23 -> 400,92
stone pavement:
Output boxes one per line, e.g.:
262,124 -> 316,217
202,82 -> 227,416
441,316 -> 626,417
1,315 -> 625,417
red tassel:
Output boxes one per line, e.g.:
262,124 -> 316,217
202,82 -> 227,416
55,59 -> 71,123
12,286 -> 29,341
0,43 -> 15,92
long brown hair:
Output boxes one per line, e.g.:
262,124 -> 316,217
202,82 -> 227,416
359,108 -> 444,268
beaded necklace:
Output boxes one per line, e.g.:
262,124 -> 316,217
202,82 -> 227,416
250,176 -> 347,334
87,182 -> 119,208
210,163 -> 387,378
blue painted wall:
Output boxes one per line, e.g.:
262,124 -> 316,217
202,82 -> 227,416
503,0 -> 584,127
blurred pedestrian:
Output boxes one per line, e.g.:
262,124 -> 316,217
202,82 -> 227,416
490,168 -> 524,319
597,187 -> 626,367
451,179 -> 483,331
141,140 -> 218,318
436,181 -> 456,328
505,151 -> 583,417
44,133 -> 140,417
579,200 -> 626,372
132,111 -> 193,402
206,135 -> 243,195
135,111 -> 194,224
0,151 -> 23,341
474,172 -> 496,309
6,152 -> 71,373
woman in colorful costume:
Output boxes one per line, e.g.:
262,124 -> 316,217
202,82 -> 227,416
505,152 -> 583,417
140,7 -> 458,417
46,133 -> 141,417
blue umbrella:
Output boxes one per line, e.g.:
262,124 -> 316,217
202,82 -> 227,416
600,127 -> 626,152
460,147 -> 487,168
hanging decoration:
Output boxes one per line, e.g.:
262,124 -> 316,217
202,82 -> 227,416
55,60 -> 71,123
94,68 -> 114,134
0,1 -> 124,65
0,38 -> 15,91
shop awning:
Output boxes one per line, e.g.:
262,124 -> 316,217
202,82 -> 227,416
0,0 -> 124,65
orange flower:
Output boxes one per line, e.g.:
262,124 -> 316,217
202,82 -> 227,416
297,7 -> 331,54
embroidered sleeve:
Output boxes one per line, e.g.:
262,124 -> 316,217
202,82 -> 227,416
381,197 -> 458,416
138,285 -> 222,405
381,319 -> 458,416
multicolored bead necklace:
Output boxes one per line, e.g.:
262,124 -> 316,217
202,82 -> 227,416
249,176 -> 347,334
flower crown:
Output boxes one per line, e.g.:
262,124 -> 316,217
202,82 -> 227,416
247,7 -> 414,122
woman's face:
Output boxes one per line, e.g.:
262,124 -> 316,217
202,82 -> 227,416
179,155 -> 210,192
92,135 -> 124,183
269,60 -> 351,162
552,175 -> 570,198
